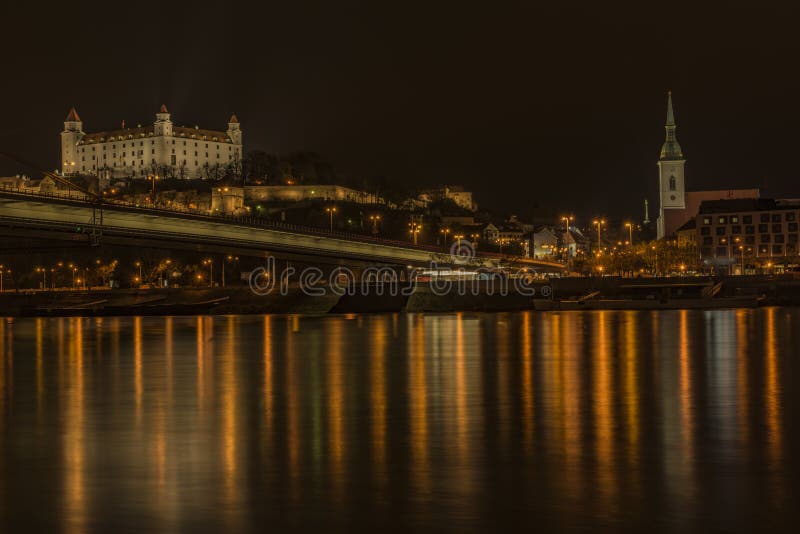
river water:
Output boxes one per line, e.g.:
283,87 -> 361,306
0,310 -> 796,532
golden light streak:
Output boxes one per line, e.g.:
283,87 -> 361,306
370,316 -> 388,491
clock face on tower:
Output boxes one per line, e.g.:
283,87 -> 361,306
670,194 -> 677,201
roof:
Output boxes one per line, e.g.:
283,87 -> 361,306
78,124 -> 233,145
159,104 -> 169,113
675,217 -> 697,232
229,113 -> 239,124
698,198 -> 786,214
660,92 -> 683,160
65,107 -> 81,122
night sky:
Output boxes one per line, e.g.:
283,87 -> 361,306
2,2 -> 799,221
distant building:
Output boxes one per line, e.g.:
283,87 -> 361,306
655,93 -> 760,239
675,218 -> 697,245
696,198 -> 800,268
417,186 -> 476,211
211,186 -> 246,215
244,184 -> 385,205
61,105 -> 243,179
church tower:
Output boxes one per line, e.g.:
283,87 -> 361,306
656,91 -> 686,239
61,107 -> 84,175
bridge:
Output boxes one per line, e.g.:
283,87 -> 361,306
0,189 -> 566,272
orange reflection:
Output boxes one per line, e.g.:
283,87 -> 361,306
621,312 -> 640,482
221,316 -> 240,531
370,316 -> 388,491
408,315 -> 430,494
496,313 -> 511,449
736,310 -> 750,450
764,308 -> 782,471
286,317 -> 300,502
134,316 -> 142,425
262,316 -> 274,447
593,312 -> 616,510
36,318 -> 44,421
520,311 -> 534,455
327,319 -> 346,503
64,318 -> 86,534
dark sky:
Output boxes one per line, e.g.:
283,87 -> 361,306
2,1 -> 799,221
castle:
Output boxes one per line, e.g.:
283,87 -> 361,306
60,105 -> 243,179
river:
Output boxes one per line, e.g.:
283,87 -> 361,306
0,310 -> 796,532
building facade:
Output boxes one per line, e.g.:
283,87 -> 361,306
61,105 -> 242,179
244,184 -> 386,205
697,198 -> 800,268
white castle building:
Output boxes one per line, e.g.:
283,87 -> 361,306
61,105 -> 243,179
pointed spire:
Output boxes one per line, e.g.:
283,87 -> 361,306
660,91 -> 683,160
159,104 -> 169,113
65,107 -> 81,122
228,113 -> 239,124
666,90 -> 676,126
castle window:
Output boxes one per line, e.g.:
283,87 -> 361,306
669,176 -> 677,191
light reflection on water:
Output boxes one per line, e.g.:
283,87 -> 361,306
0,309 -> 796,533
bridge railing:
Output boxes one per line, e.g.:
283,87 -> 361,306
0,186 -> 566,267
0,186 -> 456,255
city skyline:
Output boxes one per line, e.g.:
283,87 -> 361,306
2,3 -> 800,219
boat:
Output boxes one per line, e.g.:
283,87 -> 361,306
533,295 -> 761,311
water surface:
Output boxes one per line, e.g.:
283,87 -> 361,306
0,310 -> 796,532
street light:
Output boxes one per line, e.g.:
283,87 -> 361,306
625,222 -> 634,246
369,214 -> 382,235
440,227 -> 451,249
561,216 -> 573,261
409,222 -> 422,245
326,206 -> 337,232
35,267 -> 46,290
592,219 -> 606,254
202,258 -> 214,287
134,261 -> 142,285
223,255 -> 239,287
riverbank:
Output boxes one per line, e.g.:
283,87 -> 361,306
1,274 -> 800,316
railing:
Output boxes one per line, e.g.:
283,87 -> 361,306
0,186 -> 444,252
0,186 -> 566,267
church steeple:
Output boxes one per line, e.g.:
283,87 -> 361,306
660,91 -> 683,160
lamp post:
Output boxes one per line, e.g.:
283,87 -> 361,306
440,227 -> 450,250
369,214 -> 381,235
409,222 -> 422,245
625,222 -> 634,246
202,258 -> 214,287
592,219 -> 605,254
326,206 -> 337,232
561,216 -> 573,261
134,261 -> 142,285
36,267 -> 46,290
223,255 -> 239,287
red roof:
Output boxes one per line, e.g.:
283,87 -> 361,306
159,104 -> 169,113
229,113 -> 239,124
65,107 -> 81,122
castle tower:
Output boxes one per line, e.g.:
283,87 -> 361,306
154,104 -> 173,136
656,91 -> 686,239
61,107 -> 84,175
227,113 -> 242,145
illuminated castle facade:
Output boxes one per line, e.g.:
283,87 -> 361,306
60,105 -> 243,179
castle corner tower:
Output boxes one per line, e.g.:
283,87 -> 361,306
61,107 -> 84,175
656,91 -> 686,239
